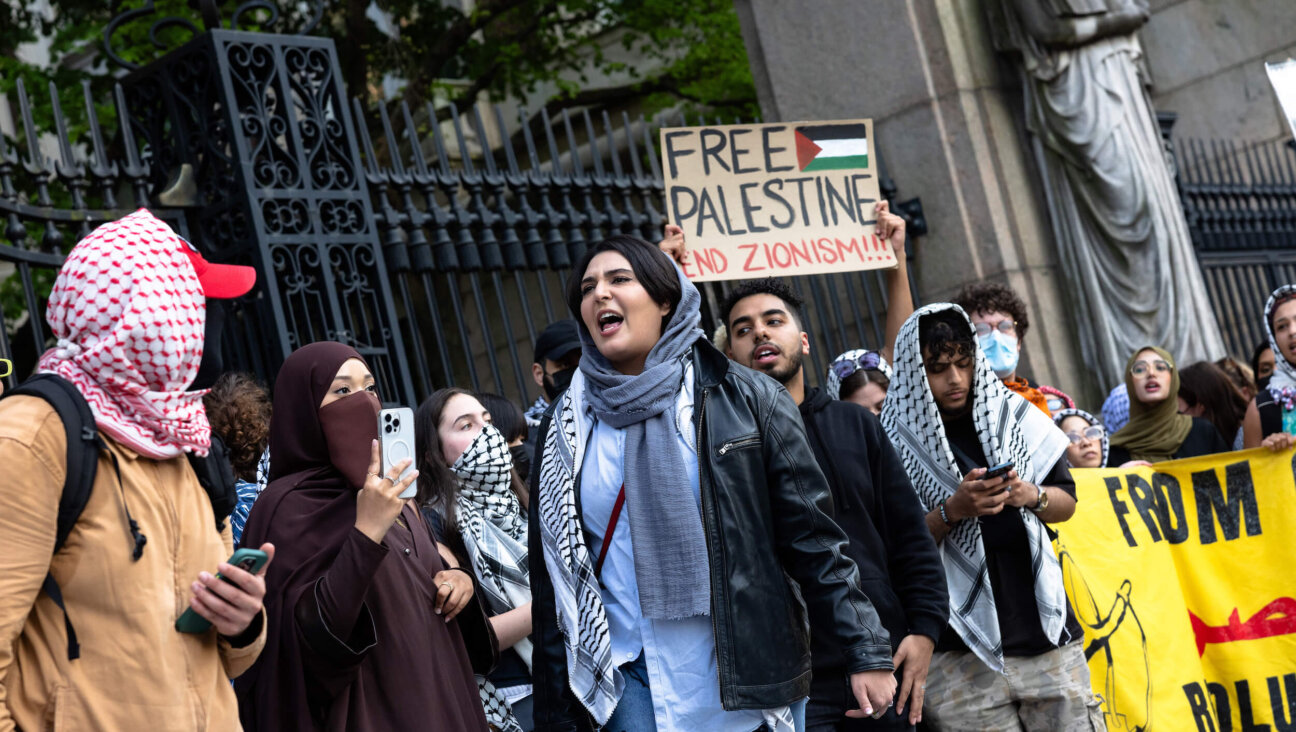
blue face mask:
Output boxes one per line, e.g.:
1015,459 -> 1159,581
981,330 -> 1020,378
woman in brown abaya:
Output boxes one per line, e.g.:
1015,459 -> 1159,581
234,342 -> 491,731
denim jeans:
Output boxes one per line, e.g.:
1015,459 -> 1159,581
604,654 -> 808,731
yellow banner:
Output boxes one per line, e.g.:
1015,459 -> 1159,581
1057,448 -> 1296,732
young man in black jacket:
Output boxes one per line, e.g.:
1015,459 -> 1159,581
720,274 -> 948,731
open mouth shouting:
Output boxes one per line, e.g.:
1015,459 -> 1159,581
595,309 -> 624,337
752,342 -> 781,368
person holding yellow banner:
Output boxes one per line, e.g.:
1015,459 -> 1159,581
1243,284 -> 1296,450
881,304 -> 1104,731
1107,346 -> 1229,466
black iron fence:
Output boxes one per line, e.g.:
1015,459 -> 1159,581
0,21 -> 921,410
1173,134 -> 1296,360
353,99 -> 920,406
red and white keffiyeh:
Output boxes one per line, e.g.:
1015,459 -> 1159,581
38,209 -> 211,459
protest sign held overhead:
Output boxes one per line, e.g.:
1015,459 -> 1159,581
661,119 -> 897,282
1057,448 -> 1296,732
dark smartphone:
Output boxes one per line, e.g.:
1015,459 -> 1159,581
175,548 -> 269,634
983,460 -> 1015,482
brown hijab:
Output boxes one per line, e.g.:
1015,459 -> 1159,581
1110,346 -> 1194,463
235,342 -> 375,730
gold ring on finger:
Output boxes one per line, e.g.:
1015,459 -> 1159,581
440,582 -> 453,591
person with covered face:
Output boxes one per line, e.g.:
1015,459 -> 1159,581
234,342 -> 491,731
1107,347 -> 1230,465
0,210 -> 268,729
1243,285 -> 1296,451
417,388 -> 535,731
524,320 -> 583,447
882,304 -> 1102,731
529,234 -> 897,731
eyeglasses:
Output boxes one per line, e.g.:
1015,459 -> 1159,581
0,359 -> 10,379
1065,426 -> 1105,444
1130,360 -> 1172,377
831,351 -> 882,380
973,320 -> 1015,338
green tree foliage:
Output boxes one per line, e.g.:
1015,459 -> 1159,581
2,0 -> 758,121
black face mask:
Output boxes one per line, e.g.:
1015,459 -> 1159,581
509,444 -> 532,483
191,300 -> 226,391
543,367 -> 576,401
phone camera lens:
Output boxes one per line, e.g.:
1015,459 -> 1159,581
392,419 -> 400,429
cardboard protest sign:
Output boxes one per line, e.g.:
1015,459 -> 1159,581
1057,448 -> 1296,732
660,120 -> 896,282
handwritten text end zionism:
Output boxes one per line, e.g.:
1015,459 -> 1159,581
662,119 -> 896,282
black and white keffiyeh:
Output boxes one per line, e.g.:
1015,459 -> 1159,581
535,370 -> 622,724
452,424 -> 531,732
880,303 -> 1070,671
1264,285 -> 1296,394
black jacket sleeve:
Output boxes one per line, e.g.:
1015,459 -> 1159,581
759,382 -> 894,674
528,416 -> 594,732
865,413 -> 949,644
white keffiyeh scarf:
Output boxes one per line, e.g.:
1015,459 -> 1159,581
535,370 -> 621,724
453,424 -> 531,732
454,424 -> 533,669
881,303 -> 1070,671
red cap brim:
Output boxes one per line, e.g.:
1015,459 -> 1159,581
198,261 -> 258,299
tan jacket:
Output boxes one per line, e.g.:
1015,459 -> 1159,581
0,396 -> 265,731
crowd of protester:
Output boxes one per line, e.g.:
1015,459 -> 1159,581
0,206 -> 1292,732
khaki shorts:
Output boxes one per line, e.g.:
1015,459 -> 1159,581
923,641 -> 1106,732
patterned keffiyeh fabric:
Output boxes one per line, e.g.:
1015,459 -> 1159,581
38,209 -> 211,458
535,370 -> 621,724
880,303 -> 1070,672
453,424 -> 531,732
453,424 -> 532,667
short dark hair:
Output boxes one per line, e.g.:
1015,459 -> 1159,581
566,235 -> 681,328
476,392 -> 527,444
954,282 -> 1030,341
1179,361 -> 1247,445
839,367 -> 889,401
1252,340 -> 1273,378
919,310 -> 976,362
719,277 -> 806,331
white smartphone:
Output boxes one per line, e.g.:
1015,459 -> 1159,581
379,407 -> 418,498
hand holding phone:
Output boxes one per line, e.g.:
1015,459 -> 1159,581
176,547 -> 270,634
380,408 -> 418,499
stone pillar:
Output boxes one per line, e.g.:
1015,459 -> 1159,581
736,0 -> 1100,403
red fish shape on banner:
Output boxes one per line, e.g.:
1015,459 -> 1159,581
1188,597 -> 1296,656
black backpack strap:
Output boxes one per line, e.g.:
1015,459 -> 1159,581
187,434 -> 239,532
1257,390 -> 1284,439
7,374 -> 101,660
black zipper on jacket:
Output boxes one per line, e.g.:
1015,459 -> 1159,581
715,436 -> 761,455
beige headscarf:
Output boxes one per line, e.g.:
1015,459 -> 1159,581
1109,346 -> 1193,462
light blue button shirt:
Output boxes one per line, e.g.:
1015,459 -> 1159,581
579,369 -> 792,731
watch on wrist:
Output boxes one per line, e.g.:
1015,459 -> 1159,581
1031,484 -> 1048,513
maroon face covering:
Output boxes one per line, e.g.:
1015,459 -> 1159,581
319,390 -> 381,489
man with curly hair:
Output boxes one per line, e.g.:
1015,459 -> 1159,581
954,282 -> 1067,416
203,372 -> 273,547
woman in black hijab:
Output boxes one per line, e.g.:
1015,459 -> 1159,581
235,342 -> 490,731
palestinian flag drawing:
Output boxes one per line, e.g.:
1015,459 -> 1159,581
794,124 -> 869,172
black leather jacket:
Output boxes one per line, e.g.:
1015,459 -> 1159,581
528,339 -> 893,731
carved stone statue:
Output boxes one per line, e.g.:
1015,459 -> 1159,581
991,0 -> 1225,387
